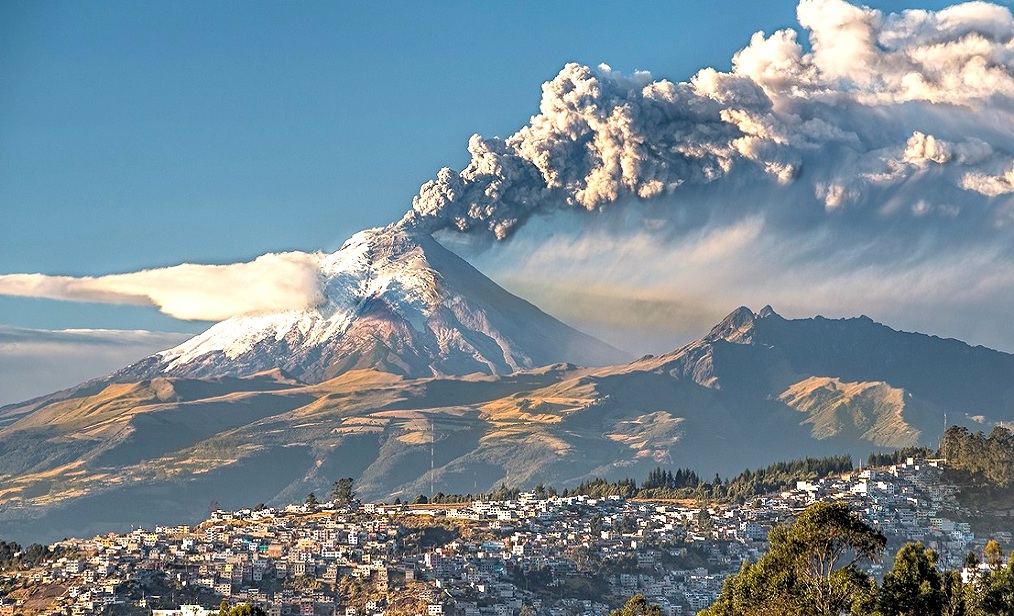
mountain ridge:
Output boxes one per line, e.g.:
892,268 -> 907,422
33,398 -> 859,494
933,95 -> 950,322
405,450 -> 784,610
3,298 -> 1014,542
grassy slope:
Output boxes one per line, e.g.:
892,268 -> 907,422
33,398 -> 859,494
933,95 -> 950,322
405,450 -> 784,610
2,320 -> 1012,543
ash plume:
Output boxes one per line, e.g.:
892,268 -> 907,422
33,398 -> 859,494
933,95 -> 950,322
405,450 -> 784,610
402,0 -> 1014,354
404,0 -> 1014,240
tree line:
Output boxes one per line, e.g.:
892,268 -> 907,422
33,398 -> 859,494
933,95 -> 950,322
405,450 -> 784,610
379,454 -> 858,506
940,425 -> 1014,487
866,446 -> 937,468
560,455 -> 855,503
408,425 -> 1014,505
0,540 -> 64,572
314,427 -> 1014,509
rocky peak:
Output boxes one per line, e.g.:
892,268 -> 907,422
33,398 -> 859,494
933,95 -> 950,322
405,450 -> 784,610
706,306 -> 758,344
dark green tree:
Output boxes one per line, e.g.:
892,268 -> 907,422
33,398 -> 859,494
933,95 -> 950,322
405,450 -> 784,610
304,492 -> 318,509
608,594 -> 661,616
702,501 -> 884,616
330,477 -> 356,504
218,604 -> 267,616
698,508 -> 714,532
0,540 -> 21,570
978,558 -> 1014,616
878,542 -> 944,616
940,425 -> 1014,486
616,514 -> 639,535
941,570 -> 972,616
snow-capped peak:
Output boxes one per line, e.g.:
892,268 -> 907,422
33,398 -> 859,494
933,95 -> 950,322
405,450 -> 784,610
118,226 -> 626,383
156,226 -> 438,370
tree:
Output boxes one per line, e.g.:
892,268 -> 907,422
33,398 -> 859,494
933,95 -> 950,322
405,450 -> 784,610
702,501 -> 884,616
878,542 -> 944,616
978,558 -> 1014,616
986,539 -> 1005,569
608,594 -> 661,616
698,508 -> 714,532
784,501 -> 885,614
0,540 -> 21,571
964,552 -> 981,575
304,492 -> 318,509
218,604 -> 267,616
616,514 -> 638,535
941,570 -> 972,616
331,477 -> 356,504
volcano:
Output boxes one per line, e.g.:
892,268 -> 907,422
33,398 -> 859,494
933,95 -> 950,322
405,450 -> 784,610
115,225 -> 627,384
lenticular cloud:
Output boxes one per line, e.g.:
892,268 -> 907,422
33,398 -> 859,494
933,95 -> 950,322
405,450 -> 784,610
0,253 -> 323,321
404,0 -> 1014,240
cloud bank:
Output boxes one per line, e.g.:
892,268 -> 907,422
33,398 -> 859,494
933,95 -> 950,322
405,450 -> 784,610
474,212 -> 1014,353
0,327 -> 190,407
0,252 -> 324,321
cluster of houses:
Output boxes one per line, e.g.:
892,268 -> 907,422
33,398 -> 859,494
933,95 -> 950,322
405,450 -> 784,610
1,458 -> 1005,616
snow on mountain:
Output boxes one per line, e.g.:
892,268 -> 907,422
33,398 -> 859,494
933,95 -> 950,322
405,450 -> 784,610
115,225 -> 627,383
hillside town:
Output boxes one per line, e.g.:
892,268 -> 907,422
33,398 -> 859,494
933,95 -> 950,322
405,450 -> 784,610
0,458 -> 1005,616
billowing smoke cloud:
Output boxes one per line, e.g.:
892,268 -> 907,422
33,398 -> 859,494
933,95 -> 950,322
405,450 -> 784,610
404,0 -> 1014,240
0,252 -> 324,321
403,0 -> 1014,353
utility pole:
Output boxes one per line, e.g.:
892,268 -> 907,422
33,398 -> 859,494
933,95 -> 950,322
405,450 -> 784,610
430,417 -> 435,499
942,412 -> 948,460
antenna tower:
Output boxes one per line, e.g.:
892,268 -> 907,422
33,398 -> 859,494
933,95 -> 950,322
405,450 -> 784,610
430,418 -> 435,498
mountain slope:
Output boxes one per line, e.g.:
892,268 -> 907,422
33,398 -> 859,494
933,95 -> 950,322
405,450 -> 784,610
114,225 -> 627,384
3,306 -> 1014,543
616,306 -> 1014,445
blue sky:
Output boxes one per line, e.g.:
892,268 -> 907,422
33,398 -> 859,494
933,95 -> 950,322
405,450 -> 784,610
5,0 -> 1014,408
1,0 -> 964,334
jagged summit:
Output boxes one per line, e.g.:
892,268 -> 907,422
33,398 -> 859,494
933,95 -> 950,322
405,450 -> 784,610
115,225 -> 627,383
706,306 -> 757,343
705,305 -> 784,344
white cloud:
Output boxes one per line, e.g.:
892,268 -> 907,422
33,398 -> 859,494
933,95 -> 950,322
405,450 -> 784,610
0,252 -> 324,321
403,0 -> 1014,241
462,206 -> 1014,355
408,1 -> 1014,355
961,163 -> 1014,197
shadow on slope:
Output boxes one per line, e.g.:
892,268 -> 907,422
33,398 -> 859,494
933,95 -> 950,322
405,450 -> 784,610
0,445 -> 312,545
